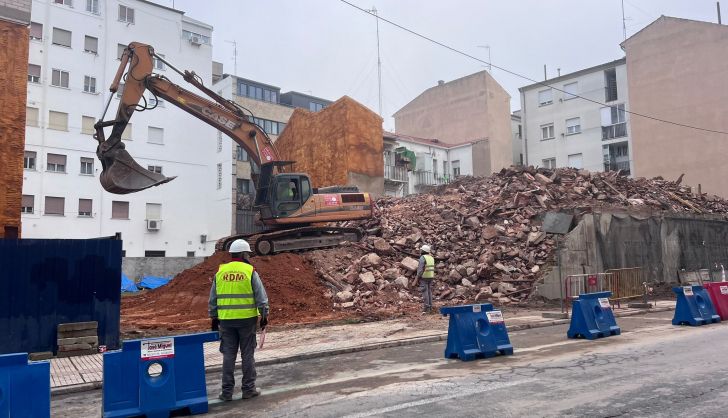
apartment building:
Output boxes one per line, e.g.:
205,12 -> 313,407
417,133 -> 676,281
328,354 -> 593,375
393,71 -> 513,176
383,131 -> 477,197
511,110 -> 523,166
211,73 -> 332,233
22,0 -> 218,256
519,58 -> 632,175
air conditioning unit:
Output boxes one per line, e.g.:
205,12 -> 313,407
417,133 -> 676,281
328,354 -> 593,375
189,36 -> 201,46
147,219 -> 160,231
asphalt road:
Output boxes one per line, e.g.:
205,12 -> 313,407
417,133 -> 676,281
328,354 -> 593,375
52,311 -> 728,417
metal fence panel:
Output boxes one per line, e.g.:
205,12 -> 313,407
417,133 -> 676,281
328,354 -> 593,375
0,238 -> 121,354
236,209 -> 265,234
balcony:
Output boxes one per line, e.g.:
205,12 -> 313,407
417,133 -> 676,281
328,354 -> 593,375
384,165 -> 408,182
602,122 -> 627,140
414,170 -> 450,188
604,160 -> 631,176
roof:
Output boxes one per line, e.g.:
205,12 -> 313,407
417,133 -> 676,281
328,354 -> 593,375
136,0 -> 184,15
621,15 -> 728,48
383,131 -> 480,149
280,91 -> 333,105
519,58 -> 626,92
228,75 -> 281,92
182,15 -> 213,31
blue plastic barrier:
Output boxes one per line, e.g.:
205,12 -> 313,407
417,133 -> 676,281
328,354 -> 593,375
567,291 -> 621,340
672,285 -> 721,326
121,274 -> 139,293
440,303 -> 513,361
139,276 -> 172,290
0,353 -> 50,418
102,332 -> 219,418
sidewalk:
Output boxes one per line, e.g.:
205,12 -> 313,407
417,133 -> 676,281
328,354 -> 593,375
50,300 -> 675,394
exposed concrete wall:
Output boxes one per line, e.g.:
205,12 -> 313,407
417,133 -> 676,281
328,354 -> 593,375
275,96 -> 384,195
625,17 -> 728,197
0,0 -> 31,24
122,257 -> 204,280
0,19 -> 29,238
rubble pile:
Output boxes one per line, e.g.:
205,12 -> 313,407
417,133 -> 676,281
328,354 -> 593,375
317,166 -> 728,313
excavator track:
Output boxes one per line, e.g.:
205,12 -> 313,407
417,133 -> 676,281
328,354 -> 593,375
215,226 -> 362,256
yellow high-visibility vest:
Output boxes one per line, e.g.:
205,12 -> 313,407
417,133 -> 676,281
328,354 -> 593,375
422,254 -> 435,279
215,261 -> 259,320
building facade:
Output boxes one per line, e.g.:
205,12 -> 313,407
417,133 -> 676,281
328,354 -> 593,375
511,110 -> 523,166
0,0 -> 32,239
624,16 -> 728,197
22,0 -> 218,257
383,131 -> 475,197
393,71 -> 513,177
519,59 -> 632,175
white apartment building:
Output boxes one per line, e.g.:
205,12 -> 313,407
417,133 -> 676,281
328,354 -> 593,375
22,0 -> 221,257
383,132 -> 475,197
519,58 -> 633,176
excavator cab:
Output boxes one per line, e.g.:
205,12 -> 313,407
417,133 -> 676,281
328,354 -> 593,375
255,161 -> 312,220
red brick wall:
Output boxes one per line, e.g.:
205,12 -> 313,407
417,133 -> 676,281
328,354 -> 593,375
0,21 -> 28,238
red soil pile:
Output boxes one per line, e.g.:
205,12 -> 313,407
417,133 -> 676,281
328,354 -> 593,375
121,252 -> 344,334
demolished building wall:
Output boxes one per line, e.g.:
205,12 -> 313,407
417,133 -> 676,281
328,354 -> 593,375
274,96 -> 384,195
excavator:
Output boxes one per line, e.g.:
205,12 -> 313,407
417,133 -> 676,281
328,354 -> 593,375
93,42 -> 372,255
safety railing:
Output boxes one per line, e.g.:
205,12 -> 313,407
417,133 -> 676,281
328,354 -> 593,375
604,267 -> 648,307
560,273 -> 615,313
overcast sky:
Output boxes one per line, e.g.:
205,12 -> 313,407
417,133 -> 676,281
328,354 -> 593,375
155,0 -> 720,130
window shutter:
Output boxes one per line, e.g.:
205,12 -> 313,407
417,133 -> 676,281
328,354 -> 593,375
84,36 -> 98,53
49,111 -> 68,130
22,195 -> 34,207
45,196 -> 65,215
112,201 -> 129,219
146,203 -> 161,219
47,153 -> 67,165
81,157 -> 94,165
79,199 -> 92,213
82,116 -> 95,134
30,22 -> 43,39
26,107 -> 39,126
600,107 -> 612,126
28,64 -> 41,78
127,7 -> 134,23
148,127 -> 164,144
52,28 -> 71,47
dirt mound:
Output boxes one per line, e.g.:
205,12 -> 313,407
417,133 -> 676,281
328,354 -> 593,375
121,252 -> 346,335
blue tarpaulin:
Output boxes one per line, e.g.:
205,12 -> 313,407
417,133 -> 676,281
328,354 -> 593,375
121,274 -> 139,293
140,276 -> 172,290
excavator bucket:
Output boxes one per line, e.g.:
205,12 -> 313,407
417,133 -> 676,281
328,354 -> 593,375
98,144 -> 175,194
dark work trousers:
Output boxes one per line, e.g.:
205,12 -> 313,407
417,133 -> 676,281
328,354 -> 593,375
420,279 -> 433,311
219,317 -> 258,396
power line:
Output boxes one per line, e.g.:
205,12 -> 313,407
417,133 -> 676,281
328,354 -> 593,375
338,0 -> 728,136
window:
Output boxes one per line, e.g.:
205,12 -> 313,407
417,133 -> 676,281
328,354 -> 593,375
542,158 -> 556,169
237,178 -> 252,194
249,116 -> 282,135
603,142 -> 630,175
217,131 -> 222,153
217,163 -> 222,190
24,151 -> 36,170
52,28 -> 72,47
21,195 -> 34,214
121,123 -> 132,140
538,89 -> 553,106
30,22 -> 42,40
236,146 -> 248,161
28,64 -> 41,83
51,69 -> 70,88
47,153 -> 67,172
153,54 -> 165,70
148,126 -> 164,144
186,251 -> 195,257
80,157 -> 94,174
309,102 -> 325,112
605,68 -> 618,102
567,153 -> 583,169
566,117 -> 581,135
26,107 -> 39,126
82,116 -> 95,134
541,123 -> 555,140
564,82 -> 578,100
147,165 -> 162,174
116,82 -> 125,97
44,196 -> 65,215
83,35 -> 98,54
118,5 -> 134,23
237,81 -> 277,103
300,177 -> 311,202
601,104 -> 627,140
48,111 -> 69,131
182,30 -> 210,45
145,251 -> 165,257
78,199 -> 92,217
117,43 -> 126,60
146,203 -> 161,220
148,95 -> 164,107
111,201 -> 129,219
86,0 -> 99,14
54,0 -> 73,6
452,160 -> 461,177
83,75 -> 96,93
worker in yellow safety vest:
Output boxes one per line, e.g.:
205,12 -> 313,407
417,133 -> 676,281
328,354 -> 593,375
209,239 -> 269,401
416,244 -> 436,313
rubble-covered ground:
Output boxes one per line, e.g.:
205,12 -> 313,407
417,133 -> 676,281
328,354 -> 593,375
121,166 -> 728,332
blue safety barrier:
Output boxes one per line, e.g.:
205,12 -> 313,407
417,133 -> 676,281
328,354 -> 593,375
672,285 -> 721,326
139,276 -> 172,290
102,332 -> 219,418
440,303 -> 513,361
0,353 -> 50,418
567,291 -> 621,340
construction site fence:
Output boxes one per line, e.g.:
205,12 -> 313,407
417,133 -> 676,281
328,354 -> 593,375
604,267 -> 648,306
560,268 -> 648,313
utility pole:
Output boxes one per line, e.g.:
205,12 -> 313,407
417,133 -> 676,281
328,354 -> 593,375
718,2 -> 723,24
621,0 -> 627,41
477,45 -> 491,72
366,6 -> 382,117
224,40 -> 238,76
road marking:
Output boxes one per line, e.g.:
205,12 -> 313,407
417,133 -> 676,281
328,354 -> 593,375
340,379 -> 535,418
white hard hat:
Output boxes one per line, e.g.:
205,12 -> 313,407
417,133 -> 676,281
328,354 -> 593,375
229,239 -> 252,253
421,244 -> 431,253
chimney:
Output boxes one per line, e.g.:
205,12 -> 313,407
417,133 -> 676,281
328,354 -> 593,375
437,80 -> 445,86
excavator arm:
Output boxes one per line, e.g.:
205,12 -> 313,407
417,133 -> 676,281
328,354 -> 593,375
94,42 -> 281,194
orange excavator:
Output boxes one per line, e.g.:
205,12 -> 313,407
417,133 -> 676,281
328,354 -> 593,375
94,42 -> 372,255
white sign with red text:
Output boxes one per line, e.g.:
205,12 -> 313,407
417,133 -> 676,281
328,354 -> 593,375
486,310 -> 504,324
141,338 -> 175,360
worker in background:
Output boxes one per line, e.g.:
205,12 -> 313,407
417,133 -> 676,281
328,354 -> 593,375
416,244 -> 436,313
209,239 -> 269,401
